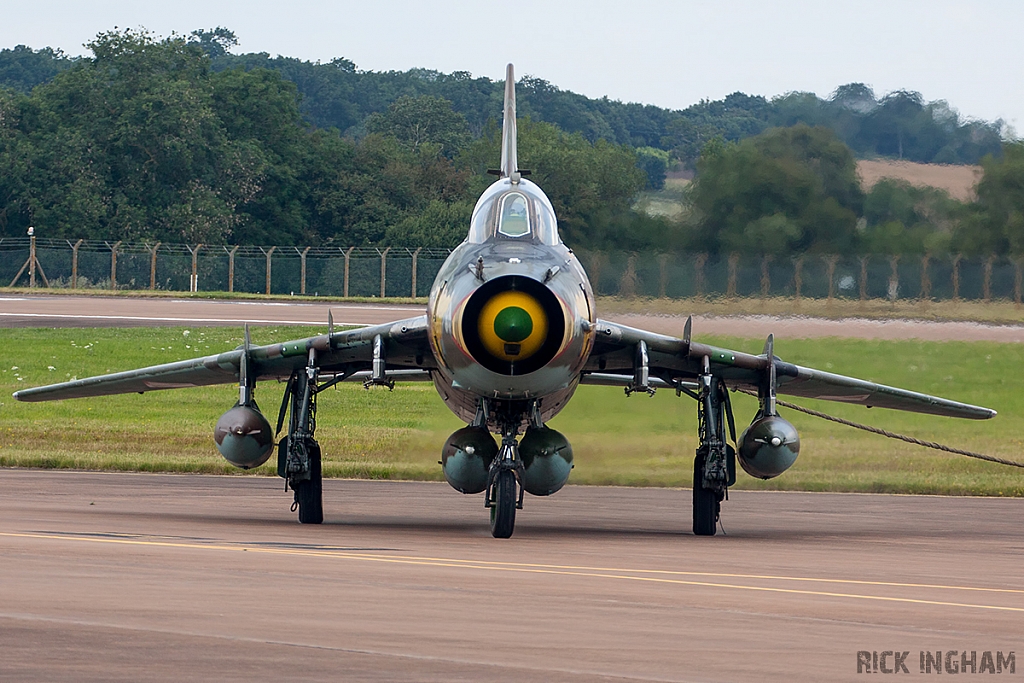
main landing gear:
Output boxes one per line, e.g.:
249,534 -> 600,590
275,335 -> 391,524
691,356 -> 736,536
278,348 -> 324,524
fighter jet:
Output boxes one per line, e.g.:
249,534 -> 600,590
14,65 -> 996,538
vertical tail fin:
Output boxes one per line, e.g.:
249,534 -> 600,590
499,63 -> 518,179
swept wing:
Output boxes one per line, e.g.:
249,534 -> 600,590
582,319 -> 995,420
13,316 -> 431,402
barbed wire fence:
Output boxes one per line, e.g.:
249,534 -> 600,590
1,237 -> 1022,304
0,238 -> 454,298
578,250 -> 1022,304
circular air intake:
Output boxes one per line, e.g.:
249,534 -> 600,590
461,275 -> 565,375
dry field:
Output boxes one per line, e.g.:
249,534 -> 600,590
638,159 -> 981,219
856,159 -> 981,200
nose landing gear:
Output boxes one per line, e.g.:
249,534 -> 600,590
484,414 -> 526,539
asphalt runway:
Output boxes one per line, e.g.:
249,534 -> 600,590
0,294 -> 420,328
2,296 -> 1022,680
4,293 -> 1024,341
1,470 -> 1022,682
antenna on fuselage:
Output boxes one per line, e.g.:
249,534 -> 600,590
499,63 -> 518,181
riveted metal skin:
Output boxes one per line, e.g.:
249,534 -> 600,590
214,405 -> 274,469
427,177 -> 596,430
737,415 -> 801,479
440,426 -> 499,494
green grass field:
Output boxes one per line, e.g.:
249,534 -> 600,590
1,326 -> 1022,496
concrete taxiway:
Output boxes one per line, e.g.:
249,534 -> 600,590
1,470 -> 1021,682
4,293 -> 1024,341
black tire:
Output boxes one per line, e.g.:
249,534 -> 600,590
692,453 -> 719,536
489,469 -> 517,539
296,439 -> 323,525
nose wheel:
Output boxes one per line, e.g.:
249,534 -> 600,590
488,469 -> 518,538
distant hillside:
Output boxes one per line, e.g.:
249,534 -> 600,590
0,33 -> 1008,166
856,160 -> 981,201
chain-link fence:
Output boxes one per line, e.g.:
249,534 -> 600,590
575,251 -> 1023,303
2,237 -> 1022,302
0,239 -> 453,298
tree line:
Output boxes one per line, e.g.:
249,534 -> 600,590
0,29 -> 651,248
0,28 -> 1021,257
2,30 -> 1007,167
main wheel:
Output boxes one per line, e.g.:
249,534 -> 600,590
489,469 -> 517,539
295,439 -> 323,524
692,453 -> 719,536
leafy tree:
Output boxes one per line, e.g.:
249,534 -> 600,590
459,118 -> 647,247
365,95 -> 470,157
384,199 -> 473,247
0,45 -> 74,93
188,28 -> 238,59
22,29 -> 243,242
635,147 -> 668,190
861,178 -> 958,254
953,142 -> 1024,255
660,117 -> 719,168
2,36 -> 1008,166
688,125 -> 864,254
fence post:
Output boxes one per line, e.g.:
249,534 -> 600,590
887,255 -> 900,301
28,232 -> 36,288
110,241 -> 121,290
858,256 -> 868,301
411,247 -> 422,298
227,246 -> 239,292
760,255 -> 773,299
824,254 -> 838,302
792,256 -> 804,303
343,247 -> 354,297
1015,258 -> 1022,308
919,254 -> 931,300
726,253 -> 739,299
983,255 -> 995,302
379,247 -> 391,298
299,246 -> 311,295
658,253 -> 670,298
149,242 -> 160,290
951,254 -> 961,302
188,244 -> 202,293
694,253 -> 707,299
71,239 -> 83,289
619,253 -> 638,298
588,252 -> 605,295
263,246 -> 276,295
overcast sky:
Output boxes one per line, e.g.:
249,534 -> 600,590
3,1 -> 1022,130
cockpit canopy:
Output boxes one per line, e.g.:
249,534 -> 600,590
467,178 -> 560,246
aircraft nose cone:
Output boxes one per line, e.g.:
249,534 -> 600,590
493,306 -> 533,342
770,436 -> 782,447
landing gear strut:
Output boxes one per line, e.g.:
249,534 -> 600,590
692,356 -> 735,536
484,410 -> 526,539
279,349 -> 324,524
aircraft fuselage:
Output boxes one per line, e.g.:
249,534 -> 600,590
426,176 -> 596,429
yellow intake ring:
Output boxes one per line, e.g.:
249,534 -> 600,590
476,290 -> 549,362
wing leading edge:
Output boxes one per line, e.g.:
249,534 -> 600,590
583,319 -> 996,420
13,316 -> 431,402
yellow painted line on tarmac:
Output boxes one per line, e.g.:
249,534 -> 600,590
335,554 -> 1024,596
2,531 -> 1022,613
